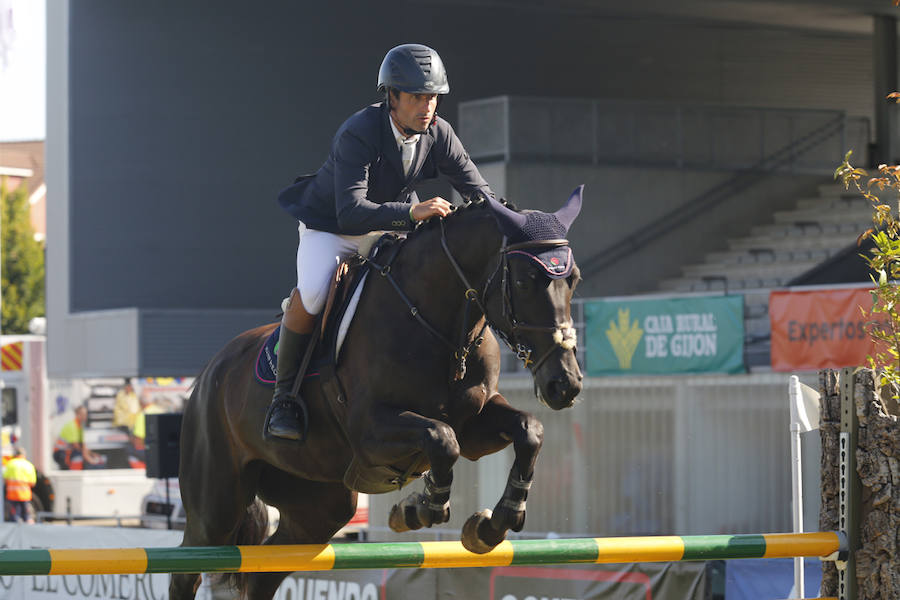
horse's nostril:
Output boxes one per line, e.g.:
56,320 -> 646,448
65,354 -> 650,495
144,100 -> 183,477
549,377 -> 569,398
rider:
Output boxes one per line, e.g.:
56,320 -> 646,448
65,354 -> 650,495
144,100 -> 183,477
267,43 -> 495,442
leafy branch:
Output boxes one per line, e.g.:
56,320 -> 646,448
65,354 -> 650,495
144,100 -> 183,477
835,148 -> 900,386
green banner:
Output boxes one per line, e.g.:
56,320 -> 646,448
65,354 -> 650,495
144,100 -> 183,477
585,295 -> 745,375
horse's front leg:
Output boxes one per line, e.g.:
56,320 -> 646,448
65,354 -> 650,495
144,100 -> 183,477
356,408 -> 460,532
456,393 -> 544,554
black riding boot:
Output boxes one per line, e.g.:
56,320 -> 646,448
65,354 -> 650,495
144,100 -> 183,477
264,328 -> 311,442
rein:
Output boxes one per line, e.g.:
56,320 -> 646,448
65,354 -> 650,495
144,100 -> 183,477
364,215 -> 574,380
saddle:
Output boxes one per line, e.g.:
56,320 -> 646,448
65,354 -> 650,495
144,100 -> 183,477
254,233 -> 399,388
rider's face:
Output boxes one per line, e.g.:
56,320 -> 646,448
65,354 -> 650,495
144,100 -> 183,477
390,91 -> 438,135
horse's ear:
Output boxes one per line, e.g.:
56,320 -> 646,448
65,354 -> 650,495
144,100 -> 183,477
487,196 -> 527,237
554,185 -> 584,233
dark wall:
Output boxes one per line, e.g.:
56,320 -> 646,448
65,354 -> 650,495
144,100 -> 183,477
69,1 -> 394,311
68,1 -> 872,312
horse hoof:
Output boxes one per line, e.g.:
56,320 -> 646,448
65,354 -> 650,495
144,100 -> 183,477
389,501 -> 427,532
388,504 -> 411,532
461,509 -> 499,554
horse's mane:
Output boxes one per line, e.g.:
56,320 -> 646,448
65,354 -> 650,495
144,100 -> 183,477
405,196 -> 520,242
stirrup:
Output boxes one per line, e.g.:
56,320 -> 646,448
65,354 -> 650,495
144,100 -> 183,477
263,396 -> 309,443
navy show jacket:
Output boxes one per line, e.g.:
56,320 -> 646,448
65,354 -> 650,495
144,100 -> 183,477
278,102 -> 493,235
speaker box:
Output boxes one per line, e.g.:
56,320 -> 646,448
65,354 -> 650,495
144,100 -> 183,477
145,413 -> 182,479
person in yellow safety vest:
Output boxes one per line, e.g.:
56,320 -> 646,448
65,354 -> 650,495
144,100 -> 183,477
3,447 -> 36,523
128,396 -> 164,469
112,378 -> 140,432
52,406 -> 105,470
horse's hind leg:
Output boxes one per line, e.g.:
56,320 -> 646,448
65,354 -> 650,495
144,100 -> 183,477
246,470 -> 357,600
456,393 -> 544,553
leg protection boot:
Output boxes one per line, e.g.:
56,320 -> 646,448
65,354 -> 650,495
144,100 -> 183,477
264,289 -> 316,442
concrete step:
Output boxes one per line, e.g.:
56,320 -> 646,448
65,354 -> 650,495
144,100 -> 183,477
818,182 -> 866,198
705,247 -> 836,265
658,275 -> 788,293
657,278 -> 698,293
795,195 -> 869,211
727,233 -> 857,252
749,220 -> 868,238
681,259 -> 820,280
657,278 -> 697,293
773,206 -> 873,225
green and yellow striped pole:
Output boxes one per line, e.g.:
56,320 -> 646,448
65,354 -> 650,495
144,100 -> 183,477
0,532 -> 845,576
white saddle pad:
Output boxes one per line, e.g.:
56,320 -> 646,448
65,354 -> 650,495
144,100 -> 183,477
335,270 -> 367,360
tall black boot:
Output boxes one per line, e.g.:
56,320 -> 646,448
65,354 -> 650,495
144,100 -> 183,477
264,327 -> 311,442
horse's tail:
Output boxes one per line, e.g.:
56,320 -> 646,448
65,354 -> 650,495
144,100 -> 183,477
219,497 -> 269,597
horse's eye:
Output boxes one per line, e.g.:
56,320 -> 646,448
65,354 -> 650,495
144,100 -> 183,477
514,278 -> 530,291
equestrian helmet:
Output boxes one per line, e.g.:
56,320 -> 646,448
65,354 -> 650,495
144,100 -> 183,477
377,44 -> 450,95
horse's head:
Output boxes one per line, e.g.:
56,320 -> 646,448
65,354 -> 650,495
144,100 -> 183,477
486,186 -> 584,410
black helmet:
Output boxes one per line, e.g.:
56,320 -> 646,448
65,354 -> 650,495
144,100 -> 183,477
377,44 -> 449,95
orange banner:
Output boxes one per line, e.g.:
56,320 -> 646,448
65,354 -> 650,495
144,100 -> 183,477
770,288 -> 888,371
0,342 -> 23,371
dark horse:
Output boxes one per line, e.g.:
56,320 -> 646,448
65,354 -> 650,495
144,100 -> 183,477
171,187 -> 585,599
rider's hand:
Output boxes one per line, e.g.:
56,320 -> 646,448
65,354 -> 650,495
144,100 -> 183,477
410,197 -> 453,222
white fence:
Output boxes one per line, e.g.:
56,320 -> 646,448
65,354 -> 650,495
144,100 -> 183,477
369,372 -> 819,540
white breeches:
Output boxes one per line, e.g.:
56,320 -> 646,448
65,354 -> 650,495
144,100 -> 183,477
295,223 -> 385,314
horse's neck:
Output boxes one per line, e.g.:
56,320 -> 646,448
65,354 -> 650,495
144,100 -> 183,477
400,212 -> 501,331
441,212 -> 503,284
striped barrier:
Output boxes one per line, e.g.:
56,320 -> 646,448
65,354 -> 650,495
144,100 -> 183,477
0,532 -> 845,576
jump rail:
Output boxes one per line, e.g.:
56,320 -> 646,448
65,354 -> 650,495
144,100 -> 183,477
0,532 -> 846,576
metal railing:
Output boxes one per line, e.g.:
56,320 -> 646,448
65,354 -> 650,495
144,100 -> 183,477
35,511 -> 144,526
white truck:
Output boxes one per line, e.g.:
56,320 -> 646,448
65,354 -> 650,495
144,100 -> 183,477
0,334 -> 56,516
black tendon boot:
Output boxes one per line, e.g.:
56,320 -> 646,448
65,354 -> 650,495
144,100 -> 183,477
264,328 -> 312,442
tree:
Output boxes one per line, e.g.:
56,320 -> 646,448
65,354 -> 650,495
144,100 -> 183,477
0,176 -> 45,334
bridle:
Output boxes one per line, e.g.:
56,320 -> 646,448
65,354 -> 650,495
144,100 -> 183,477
488,237 -> 577,373
364,215 -> 576,381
